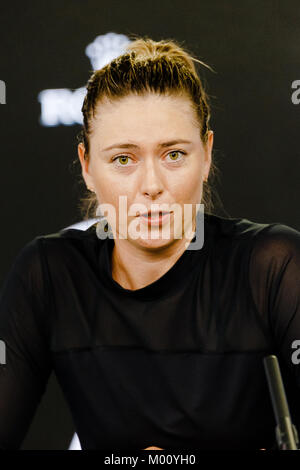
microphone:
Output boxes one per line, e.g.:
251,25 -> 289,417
263,355 -> 299,450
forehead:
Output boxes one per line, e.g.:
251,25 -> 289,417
91,92 -> 200,138
96,91 -> 193,110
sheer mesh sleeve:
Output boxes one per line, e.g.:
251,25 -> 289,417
249,223 -> 300,378
248,223 -> 300,431
0,237 -> 53,449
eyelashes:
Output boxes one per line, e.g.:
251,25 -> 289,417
165,150 -> 186,163
112,150 -> 187,168
112,155 -> 132,166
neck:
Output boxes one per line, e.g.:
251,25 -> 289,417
111,233 -> 194,291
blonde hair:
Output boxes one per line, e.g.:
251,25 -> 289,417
73,34 -> 226,220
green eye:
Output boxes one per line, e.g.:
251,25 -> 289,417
118,156 -> 129,165
167,150 -> 185,162
169,151 -> 179,160
113,155 -> 131,166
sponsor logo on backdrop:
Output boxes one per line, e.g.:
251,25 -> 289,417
38,32 -> 130,126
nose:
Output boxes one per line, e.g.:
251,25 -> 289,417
140,158 -> 164,199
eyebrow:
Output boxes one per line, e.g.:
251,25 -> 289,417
101,139 -> 193,152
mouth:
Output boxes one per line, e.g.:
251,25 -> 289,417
137,210 -> 173,226
139,210 -> 171,218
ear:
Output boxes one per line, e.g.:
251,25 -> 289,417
78,143 -> 94,190
203,130 -> 213,180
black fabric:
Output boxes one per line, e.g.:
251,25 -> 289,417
0,212 -> 300,450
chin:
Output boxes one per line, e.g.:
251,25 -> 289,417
131,233 -> 176,250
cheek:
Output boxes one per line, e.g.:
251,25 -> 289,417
169,168 -> 202,202
98,183 -> 136,213
185,160 -> 203,199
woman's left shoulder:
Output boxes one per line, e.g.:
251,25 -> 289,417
243,220 -> 300,283
206,213 -> 300,260
250,221 -> 300,259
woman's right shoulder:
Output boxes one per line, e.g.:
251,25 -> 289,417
11,223 -> 100,276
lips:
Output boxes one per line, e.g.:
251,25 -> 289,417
140,211 -> 170,217
137,210 -> 173,227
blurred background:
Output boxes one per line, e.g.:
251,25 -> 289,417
0,0 -> 299,449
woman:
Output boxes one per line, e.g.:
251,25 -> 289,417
0,36 -> 300,451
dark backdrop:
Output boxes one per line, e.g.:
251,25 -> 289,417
0,0 -> 299,449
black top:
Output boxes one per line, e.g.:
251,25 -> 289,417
0,212 -> 300,450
